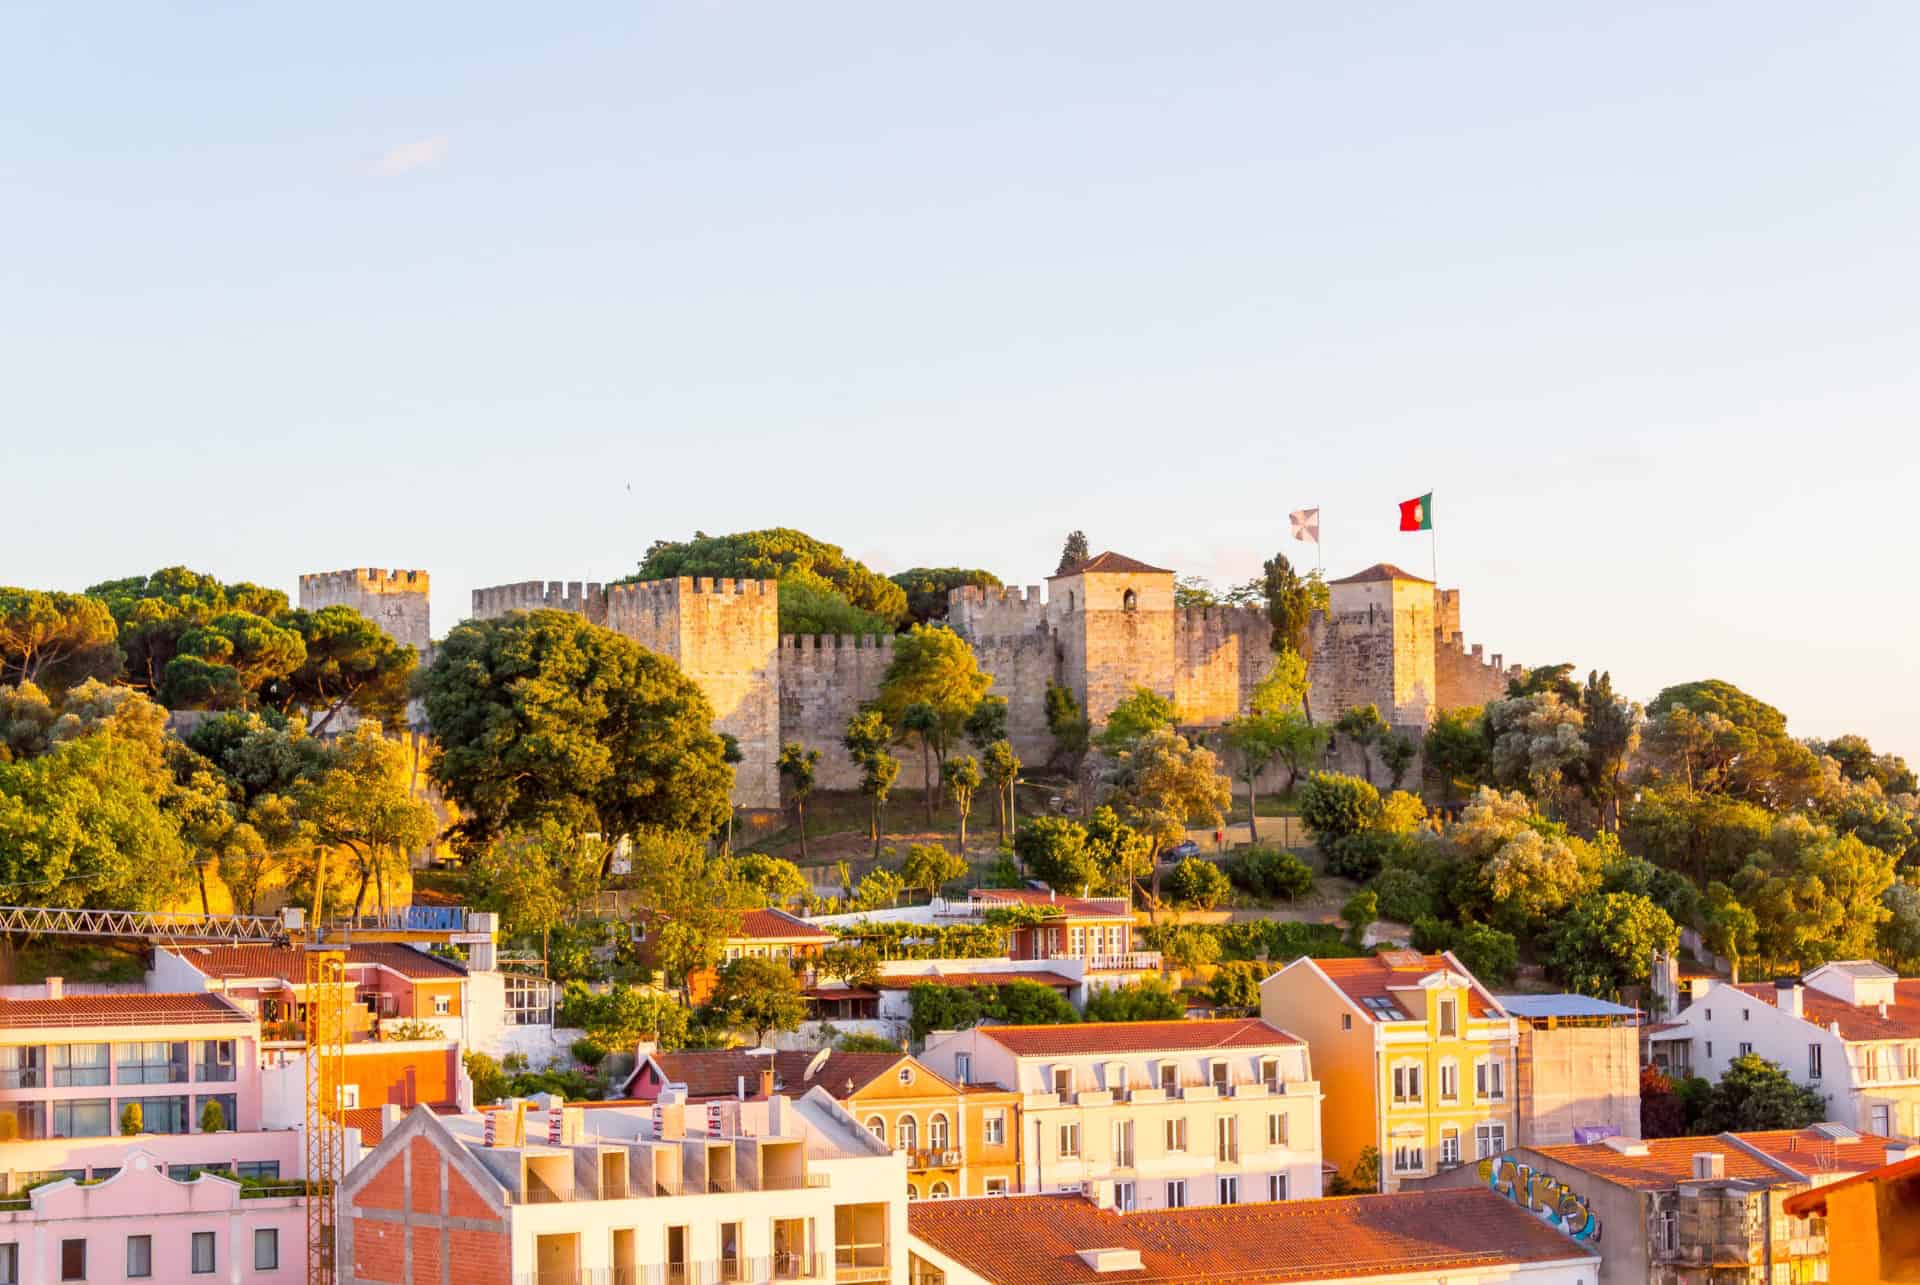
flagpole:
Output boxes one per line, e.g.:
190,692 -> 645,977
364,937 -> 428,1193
1430,526 -> 1437,586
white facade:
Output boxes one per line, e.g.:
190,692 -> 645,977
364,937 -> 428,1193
918,1025 -> 1323,1209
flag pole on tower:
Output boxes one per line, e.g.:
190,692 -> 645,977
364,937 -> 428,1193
1397,491 -> 1434,583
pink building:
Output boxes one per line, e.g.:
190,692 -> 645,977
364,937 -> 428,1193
0,1146 -> 304,1285
0,990 -> 260,1144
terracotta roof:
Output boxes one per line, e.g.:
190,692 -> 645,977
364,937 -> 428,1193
888,971 -> 1079,991
1731,980 -> 1920,1041
967,889 -> 1133,919
1784,1152 -> 1920,1217
730,908 -> 833,942
1528,1136 -> 1794,1190
344,1102 -> 461,1145
1730,1128 -> 1902,1177
632,1049 -> 914,1101
980,1018 -> 1298,1058
645,1049 -> 776,1099
1305,953 -> 1506,1022
770,1050 -> 907,1097
907,1189 -> 1595,1283
170,942 -> 466,982
0,992 -> 252,1029
1327,563 -> 1432,586
1048,552 -> 1173,578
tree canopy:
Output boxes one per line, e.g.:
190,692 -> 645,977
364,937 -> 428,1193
891,567 -> 1004,625
627,529 -> 905,632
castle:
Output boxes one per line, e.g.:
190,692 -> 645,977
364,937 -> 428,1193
301,554 -> 1524,809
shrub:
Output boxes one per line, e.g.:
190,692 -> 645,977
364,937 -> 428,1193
1371,865 -> 1435,924
981,852 -> 1025,889
1083,977 -> 1185,1022
119,1102 -> 143,1136
1409,916 -> 1456,953
1165,857 -> 1231,910
835,1031 -> 902,1053
1323,830 -> 1398,882
1454,922 -> 1518,985
1298,773 -> 1380,853
465,1051 -> 510,1105
1209,960 -> 1267,1012
1232,846 -> 1315,901
1341,889 -> 1378,947
199,1098 -> 226,1134
570,1037 -> 609,1067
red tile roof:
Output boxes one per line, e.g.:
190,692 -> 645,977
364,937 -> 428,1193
1732,980 -> 1920,1041
1048,552 -> 1173,578
1730,1128 -> 1901,1177
1528,1136 -> 1794,1190
980,1018 -> 1298,1058
171,942 -> 466,982
770,1050 -> 907,1097
344,1102 -> 461,1145
1327,563 -> 1432,586
0,992 -> 253,1029
967,889 -> 1133,919
1784,1152 -> 1920,1217
630,1049 -> 916,1101
907,1189 -> 1594,1283
1306,953 -> 1505,1022
643,1049 -> 776,1099
730,908 -> 832,942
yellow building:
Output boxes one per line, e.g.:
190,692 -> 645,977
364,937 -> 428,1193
1260,950 -> 1517,1192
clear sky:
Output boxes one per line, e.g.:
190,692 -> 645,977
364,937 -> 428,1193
7,3 -> 1918,757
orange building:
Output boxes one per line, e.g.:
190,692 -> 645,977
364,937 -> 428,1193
1784,1149 -> 1920,1285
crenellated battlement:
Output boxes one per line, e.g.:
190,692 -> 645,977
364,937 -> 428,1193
777,633 -> 895,667
470,579 -> 607,624
608,576 -> 778,600
948,582 -> 1048,643
1438,631 -> 1524,681
300,568 -> 429,594
300,567 -> 431,650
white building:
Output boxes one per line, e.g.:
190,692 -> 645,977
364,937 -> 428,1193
1647,962 -> 1920,1139
918,1018 -> 1322,1210
339,1089 -> 907,1284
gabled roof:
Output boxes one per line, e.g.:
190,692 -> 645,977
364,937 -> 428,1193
0,991 -> 253,1030
1528,1136 -> 1795,1191
1327,563 -> 1432,586
907,1189 -> 1596,1284
1047,552 -> 1173,578
171,942 -> 467,982
771,1050 -> 911,1098
1299,953 -> 1506,1023
1783,1152 -> 1920,1217
1730,980 -> 1920,1041
1731,1128 -> 1901,1178
731,908 -> 833,942
979,1018 -> 1298,1058
626,1048 -> 925,1101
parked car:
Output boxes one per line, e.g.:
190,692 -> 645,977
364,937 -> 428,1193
1165,840 -> 1201,861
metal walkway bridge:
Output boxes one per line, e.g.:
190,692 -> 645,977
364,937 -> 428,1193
0,904 -> 284,942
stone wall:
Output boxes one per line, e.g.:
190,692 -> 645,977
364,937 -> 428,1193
1174,605 -> 1274,726
299,568 -> 431,652
1053,569 -> 1178,726
948,584 -> 1048,641
1435,633 -> 1524,711
470,580 -> 607,626
777,634 -> 907,791
970,629 -> 1060,771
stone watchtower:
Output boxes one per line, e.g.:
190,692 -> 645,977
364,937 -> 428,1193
1308,563 -> 1437,730
1046,552 -> 1179,726
298,569 -> 431,652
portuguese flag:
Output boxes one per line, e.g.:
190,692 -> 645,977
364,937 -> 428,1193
1398,492 -> 1432,531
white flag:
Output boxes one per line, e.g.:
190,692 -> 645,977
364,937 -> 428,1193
1290,508 -> 1321,543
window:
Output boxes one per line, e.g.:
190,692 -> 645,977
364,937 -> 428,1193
117,1041 -> 186,1085
192,1040 -> 234,1083
954,1053 -> 972,1085
253,1229 -> 279,1272
865,1116 -> 886,1143
1392,1142 -> 1425,1175
1113,1119 -> 1134,1167
1705,1041 -> 1714,1060
235,1161 -> 281,1181
898,1066 -> 914,1085
1122,589 -> 1138,612
1217,1175 -> 1240,1205
128,1235 -> 153,1279
1215,1116 -> 1239,1164
61,1238 -> 86,1281
1907,1045 -> 1920,1079
1438,997 -> 1457,1037
1051,1067 -> 1073,1098
1058,1123 -> 1080,1157
1440,1128 -> 1461,1167
1870,1105 -> 1891,1135
1439,1061 -> 1459,1103
1743,1007 -> 1750,1021
1657,1211 -> 1678,1253
1267,1112 -> 1288,1148
1392,1063 -> 1422,1105
0,1046 -> 42,1090
721,1223 -> 743,1279
0,1242 -> 15,1285
1159,1063 -> 1179,1096
1809,1044 -> 1823,1080
896,1116 -> 918,1152
124,1096 -> 190,1135
51,1099 -> 111,1139
195,1094 -> 237,1132
1475,1059 -> 1504,1101
982,1110 -> 1005,1146
1363,996 -> 1409,1020
1210,1061 -> 1229,1093
1341,1013 -> 1352,1031
928,1181 -> 951,1199
1706,1009 -> 1712,1021
1739,1042 -> 1753,1058
1475,1123 -> 1507,1159
191,1229 -> 216,1271
928,1113 -> 950,1152
1259,1057 -> 1280,1090
0,1103 -> 47,1146
1164,1179 -> 1187,1209
1070,927 -> 1085,956
51,1043 -> 109,1087
430,994 -> 451,1016
1164,1118 -> 1187,1152
984,1177 -> 1008,1195
1114,1181 -> 1135,1211
1267,1172 -> 1289,1202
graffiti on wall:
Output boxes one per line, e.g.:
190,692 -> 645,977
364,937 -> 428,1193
1478,1154 -> 1603,1243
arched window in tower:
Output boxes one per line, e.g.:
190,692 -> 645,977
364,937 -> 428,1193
1122,589 -> 1138,612
1067,591 -> 1075,611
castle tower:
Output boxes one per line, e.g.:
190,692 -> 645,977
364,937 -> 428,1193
1045,552 -> 1177,727
1308,563 -> 1437,730
299,569 -> 431,652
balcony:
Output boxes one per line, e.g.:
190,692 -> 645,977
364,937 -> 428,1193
835,1244 -> 889,1283
523,1257 -> 829,1285
904,1147 -> 963,1171
1084,952 -> 1162,972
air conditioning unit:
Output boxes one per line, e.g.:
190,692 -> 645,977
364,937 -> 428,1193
942,1150 -> 961,1166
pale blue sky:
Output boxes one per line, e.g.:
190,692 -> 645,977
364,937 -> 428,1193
7,3 -> 1918,755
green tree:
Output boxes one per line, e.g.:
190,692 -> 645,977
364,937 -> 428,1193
1696,1054 -> 1827,1132
843,709 -> 901,859
726,852 -> 811,908
559,981 -> 692,1050
982,739 -> 1021,847
1646,680 -> 1823,810
965,697 -> 1009,750
1106,730 -> 1230,869
1878,880 -> 1920,972
908,982 -> 985,1041
1733,817 -> 1896,973
1209,960 -> 1267,1012
1233,847 -> 1314,902
296,723 -> 439,920
119,1102 -> 144,1135
989,979 -> 1077,1026
1157,924 -> 1223,972
1341,889 -> 1378,947
1083,976 -> 1185,1021
817,943 -> 883,989
1220,711 -> 1287,843
163,611 -> 306,711
271,605 -> 417,734
890,568 -> 1004,626
0,588 -> 120,693
1097,687 -> 1179,755
466,821 -> 608,954
835,1031 -> 902,1053
1044,681 -> 1092,782
1577,671 -> 1640,832
1598,854 -> 1702,930
1814,733 -> 1918,795
1381,734 -> 1417,790
853,867 -> 906,910
901,703 -> 941,827
776,742 -> 820,859
86,567 -> 287,698
875,627 -> 994,778
1453,922 -> 1518,986
1165,857 -> 1230,910
1014,815 -> 1097,891
1447,788 -> 1600,932
1484,693 -> 1586,811
1259,553 -> 1327,723
1623,786 -> 1775,888
630,830 -> 750,1000
1334,705 -> 1390,785
628,528 -> 906,629
1056,531 -> 1090,575
1173,576 -> 1219,609
1548,892 -> 1679,997
943,755 -> 982,849
1702,881 -> 1759,984
1270,712 -> 1330,794
1423,707 -> 1488,807
199,1098 -> 226,1133
422,610 -> 734,853
902,842 -> 968,899
710,956 -> 806,1045
1298,772 -> 1381,856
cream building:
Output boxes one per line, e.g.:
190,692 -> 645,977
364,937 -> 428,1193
917,1018 -> 1322,1211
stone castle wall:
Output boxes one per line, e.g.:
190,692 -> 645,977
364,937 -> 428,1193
777,635 -> 905,792
1173,606 -> 1274,726
967,630 -> 1058,772
471,580 -> 607,626
299,569 -> 432,653
947,584 -> 1048,642
1435,633 -> 1523,711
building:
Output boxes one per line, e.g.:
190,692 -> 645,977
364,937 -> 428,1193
0,1146 -> 305,1285
904,1188 -> 1601,1285
918,1018 -> 1322,1210
337,1089 -> 908,1285
1260,950 -> 1519,1191
1495,994 -> 1642,1146
0,989 -> 259,1142
1647,961 -> 1920,1138
1783,1148 -> 1920,1284
460,553 -> 1526,810
1424,1125 -> 1905,1285
799,958 -> 1083,1047
636,906 -> 835,1004
625,1048 -> 1022,1200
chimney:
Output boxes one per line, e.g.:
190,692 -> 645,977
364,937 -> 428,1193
769,1093 -> 790,1136
737,1075 -> 747,1101
44,976 -> 63,1000
1888,1143 -> 1915,1165
759,1069 -> 776,1099
1692,1152 -> 1726,1181
381,1104 -> 404,1136
1775,979 -> 1803,1019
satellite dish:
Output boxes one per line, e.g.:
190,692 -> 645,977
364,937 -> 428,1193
804,1047 -> 832,1082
